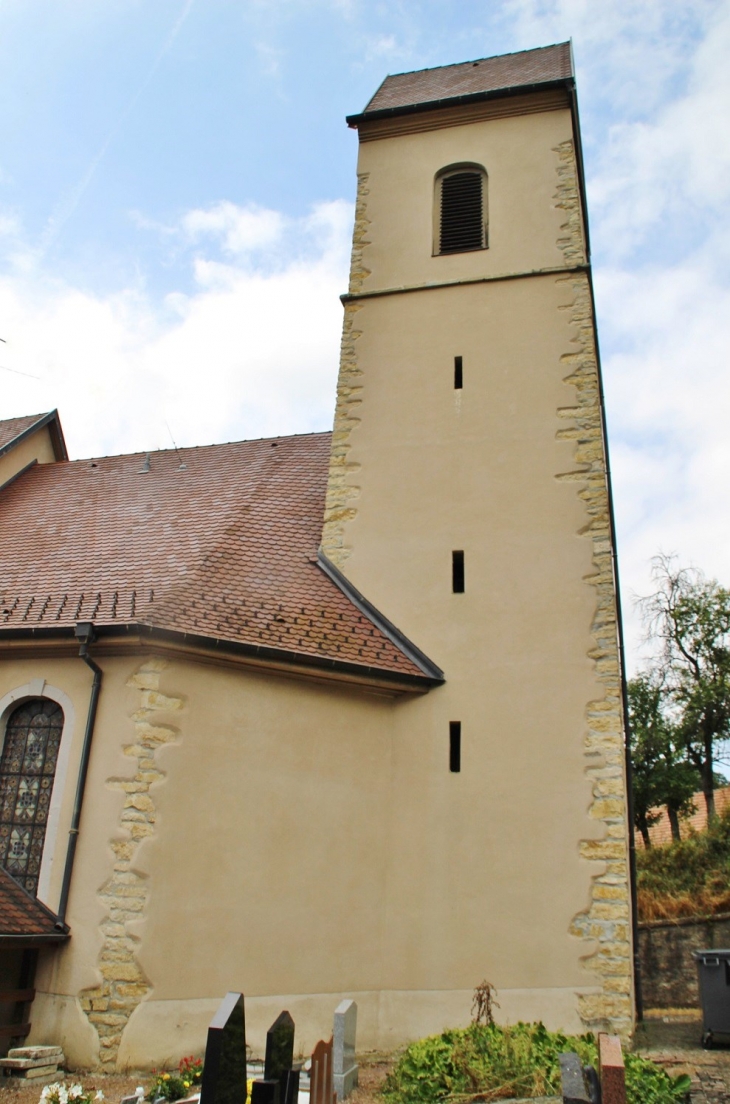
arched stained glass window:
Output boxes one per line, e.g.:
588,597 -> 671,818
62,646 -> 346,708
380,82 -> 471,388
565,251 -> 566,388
0,699 -> 63,895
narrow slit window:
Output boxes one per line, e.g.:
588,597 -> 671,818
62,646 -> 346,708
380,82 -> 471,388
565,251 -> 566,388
454,356 -> 463,390
452,550 -> 465,593
439,170 -> 485,254
449,722 -> 461,773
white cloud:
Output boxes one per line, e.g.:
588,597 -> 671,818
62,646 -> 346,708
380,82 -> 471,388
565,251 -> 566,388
181,201 -> 285,256
0,200 -> 352,459
503,0 -> 730,666
598,253 -> 730,666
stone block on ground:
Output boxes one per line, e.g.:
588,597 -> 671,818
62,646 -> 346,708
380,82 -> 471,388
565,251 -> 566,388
8,1047 -> 63,1060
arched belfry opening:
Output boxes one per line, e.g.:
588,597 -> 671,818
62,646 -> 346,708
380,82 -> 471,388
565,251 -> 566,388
435,164 -> 488,254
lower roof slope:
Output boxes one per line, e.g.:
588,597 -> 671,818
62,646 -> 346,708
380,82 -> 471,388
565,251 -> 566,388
0,867 -> 67,940
0,431 -> 440,686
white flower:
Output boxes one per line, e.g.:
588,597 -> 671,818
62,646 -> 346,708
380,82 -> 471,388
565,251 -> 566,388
95,1093 -> 104,1101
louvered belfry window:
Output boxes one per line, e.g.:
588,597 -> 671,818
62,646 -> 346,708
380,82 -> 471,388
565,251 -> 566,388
439,170 -> 485,254
0,699 -> 63,895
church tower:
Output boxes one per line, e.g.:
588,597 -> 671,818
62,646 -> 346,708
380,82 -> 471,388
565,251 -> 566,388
323,44 -> 634,1038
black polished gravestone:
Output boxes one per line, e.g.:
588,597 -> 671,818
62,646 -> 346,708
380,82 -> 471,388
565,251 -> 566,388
251,1011 -> 298,1104
200,992 -> 247,1104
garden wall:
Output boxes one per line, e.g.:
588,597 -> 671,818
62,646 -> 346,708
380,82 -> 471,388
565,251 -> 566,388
639,913 -> 730,1007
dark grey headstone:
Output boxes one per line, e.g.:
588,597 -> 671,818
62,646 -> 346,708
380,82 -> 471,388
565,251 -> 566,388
264,1010 -> 295,1104
251,1081 -> 278,1104
200,992 -> 247,1104
283,1069 -> 300,1104
558,1052 -> 591,1104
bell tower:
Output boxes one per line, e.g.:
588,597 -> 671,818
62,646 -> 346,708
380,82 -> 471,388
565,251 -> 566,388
323,44 -> 634,1039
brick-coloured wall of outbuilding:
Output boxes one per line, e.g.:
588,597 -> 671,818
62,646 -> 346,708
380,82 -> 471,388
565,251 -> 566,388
639,915 -> 730,1008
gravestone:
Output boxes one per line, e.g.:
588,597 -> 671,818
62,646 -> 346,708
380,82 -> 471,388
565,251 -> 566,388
332,1000 -> 358,1100
598,1033 -> 626,1104
265,1011 -> 295,1099
310,1037 -> 336,1104
558,1053 -> 591,1104
200,992 -> 247,1104
251,1011 -> 298,1104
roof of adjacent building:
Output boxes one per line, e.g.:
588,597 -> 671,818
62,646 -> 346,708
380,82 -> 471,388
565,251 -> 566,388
0,867 -> 67,940
0,414 -> 44,452
0,424 -> 442,686
354,42 -> 573,120
0,410 -> 68,462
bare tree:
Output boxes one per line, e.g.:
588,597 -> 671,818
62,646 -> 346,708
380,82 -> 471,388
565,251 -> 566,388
638,555 -> 730,821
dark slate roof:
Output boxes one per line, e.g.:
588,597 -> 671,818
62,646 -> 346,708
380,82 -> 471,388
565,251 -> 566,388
0,431 -> 442,686
355,42 -> 573,120
0,867 -> 67,939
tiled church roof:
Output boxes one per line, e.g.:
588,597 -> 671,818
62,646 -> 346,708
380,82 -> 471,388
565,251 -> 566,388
0,867 -> 67,939
357,42 -> 573,119
0,429 -> 442,686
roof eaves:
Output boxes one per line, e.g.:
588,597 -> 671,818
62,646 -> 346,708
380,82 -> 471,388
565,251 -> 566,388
0,932 -> 70,945
346,76 -> 575,128
0,621 -> 439,692
0,410 -> 68,462
316,551 -> 445,683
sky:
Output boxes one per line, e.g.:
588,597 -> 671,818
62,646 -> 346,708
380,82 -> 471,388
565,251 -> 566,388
1,0 -> 729,670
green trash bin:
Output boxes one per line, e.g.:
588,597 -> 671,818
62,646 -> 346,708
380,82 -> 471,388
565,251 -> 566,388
694,950 -> 730,1047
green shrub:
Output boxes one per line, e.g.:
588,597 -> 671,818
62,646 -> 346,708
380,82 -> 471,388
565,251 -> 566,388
382,1022 -> 690,1104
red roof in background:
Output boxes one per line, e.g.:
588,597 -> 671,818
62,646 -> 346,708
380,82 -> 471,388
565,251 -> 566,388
638,786 -> 730,848
0,411 -> 68,463
359,42 -> 573,118
0,431 -> 441,685
0,414 -> 47,453
0,867 -> 66,939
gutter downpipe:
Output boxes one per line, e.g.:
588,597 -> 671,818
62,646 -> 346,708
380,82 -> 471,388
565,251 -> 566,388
55,622 -> 102,930
567,68 -> 643,1023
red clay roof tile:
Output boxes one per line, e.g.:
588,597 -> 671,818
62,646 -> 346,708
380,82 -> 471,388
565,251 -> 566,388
0,867 -> 64,937
360,42 -> 573,117
0,414 -> 48,453
0,432 -> 436,683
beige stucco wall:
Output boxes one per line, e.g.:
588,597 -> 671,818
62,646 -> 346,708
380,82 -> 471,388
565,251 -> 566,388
0,425 -> 57,488
2,652 -> 411,1066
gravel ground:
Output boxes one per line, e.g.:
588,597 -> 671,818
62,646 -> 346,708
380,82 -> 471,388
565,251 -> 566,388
0,1054 -> 397,1104
634,1010 -> 730,1103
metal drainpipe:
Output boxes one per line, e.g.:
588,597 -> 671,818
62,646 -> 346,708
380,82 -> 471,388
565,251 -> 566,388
55,622 -> 102,930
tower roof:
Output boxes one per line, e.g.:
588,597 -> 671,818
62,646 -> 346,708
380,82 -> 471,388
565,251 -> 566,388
349,42 -> 573,124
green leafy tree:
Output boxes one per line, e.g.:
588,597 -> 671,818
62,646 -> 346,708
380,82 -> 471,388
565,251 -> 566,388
639,556 -> 730,821
628,672 -> 697,844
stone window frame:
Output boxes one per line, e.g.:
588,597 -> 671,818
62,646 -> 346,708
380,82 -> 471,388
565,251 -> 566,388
0,680 -> 76,907
433,162 -> 489,257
